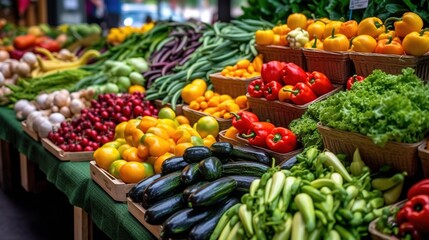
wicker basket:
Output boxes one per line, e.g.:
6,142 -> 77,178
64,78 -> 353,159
368,200 -> 406,240
246,85 -> 342,127
236,134 -> 303,165
350,52 -> 429,82
302,48 -> 354,85
209,73 -> 259,98
153,99 -> 183,116
317,123 -> 424,177
418,142 -> 429,178
255,45 -> 306,69
182,106 -> 233,131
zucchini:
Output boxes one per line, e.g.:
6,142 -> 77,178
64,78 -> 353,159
144,193 -> 185,225
161,207 -> 214,239
183,146 -> 212,163
128,173 -> 161,203
183,181 -> 209,202
199,156 -> 223,180
189,197 -> 240,240
210,142 -> 233,161
161,156 -> 188,175
181,162 -> 203,185
231,145 -> 271,165
222,161 -> 269,177
142,171 -> 184,208
226,175 -> 259,193
188,177 -> 237,208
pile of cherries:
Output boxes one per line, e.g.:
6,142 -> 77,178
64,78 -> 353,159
47,92 -> 158,152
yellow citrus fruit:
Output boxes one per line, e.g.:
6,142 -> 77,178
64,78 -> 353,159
195,115 -> 219,138
94,146 -> 120,171
158,107 -> 176,120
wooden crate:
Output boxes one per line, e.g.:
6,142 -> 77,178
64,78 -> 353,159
317,123 -> 424,177
350,52 -> 429,81
255,45 -> 306,69
127,197 -> 162,238
246,85 -> 342,127
41,138 -> 94,161
210,73 -> 259,98
303,48 -> 354,85
90,161 -> 135,202
21,121 -> 39,141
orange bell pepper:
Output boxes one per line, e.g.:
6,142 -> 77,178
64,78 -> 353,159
171,129 -> 192,144
385,12 -> 423,38
138,116 -> 158,132
350,35 -> 377,53
140,133 -> 171,157
323,21 -> 343,40
224,126 -> 239,140
272,24 -> 290,35
203,135 -> 217,147
375,36 -> 405,55
306,21 -> 325,40
287,13 -> 308,30
323,29 -> 349,51
378,30 -> 396,41
278,85 -> 294,102
255,29 -> 274,45
402,30 -> 429,56
357,17 -> 386,38
339,20 -> 358,39
146,126 -> 170,140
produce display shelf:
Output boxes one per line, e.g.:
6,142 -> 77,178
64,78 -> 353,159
218,129 -> 245,147
182,106 -> 240,131
246,85 -> 342,127
317,123 -> 424,178
209,72 -> 259,98
21,120 -> 40,142
90,161 -> 135,202
41,138 -> 94,161
255,45 -> 306,69
127,197 -> 162,239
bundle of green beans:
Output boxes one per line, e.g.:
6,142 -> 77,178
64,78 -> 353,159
211,147 -> 405,240
6,69 -> 90,103
144,18 -> 274,110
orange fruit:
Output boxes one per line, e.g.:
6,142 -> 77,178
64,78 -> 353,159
93,146 -> 120,171
119,162 -> 146,183
108,159 -> 127,178
153,152 -> 174,174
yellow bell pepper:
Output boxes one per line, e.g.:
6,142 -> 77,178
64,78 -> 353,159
191,136 -> 205,146
272,24 -> 291,35
306,21 -> 325,40
156,124 -> 176,138
323,29 -> 349,51
146,126 -> 170,140
157,118 -> 179,129
255,29 -> 274,45
402,30 -> 429,56
323,20 -> 343,40
357,17 -> 386,38
224,126 -> 239,140
378,30 -> 396,41
350,35 -> 377,53
252,54 -> 263,73
181,79 -> 207,104
177,124 -> 201,137
385,12 -> 423,38
173,143 -> 193,156
203,135 -> 217,147
304,37 -> 323,49
287,13 -> 308,30
172,129 -> 192,144
140,133 -> 171,157
138,116 -> 158,132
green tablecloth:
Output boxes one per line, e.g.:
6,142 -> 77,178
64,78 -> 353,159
0,107 -> 155,240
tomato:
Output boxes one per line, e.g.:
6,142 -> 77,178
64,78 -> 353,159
120,162 -> 146,183
108,159 -> 127,179
153,152 -> 174,174
158,107 -> 176,120
195,116 -> 219,138
93,146 -> 120,171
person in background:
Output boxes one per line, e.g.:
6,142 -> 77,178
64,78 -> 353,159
86,0 -> 105,26
104,0 -> 122,29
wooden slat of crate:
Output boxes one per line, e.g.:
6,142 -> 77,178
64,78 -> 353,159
21,121 -> 39,141
41,138 -> 93,161
127,197 -> 162,238
89,161 -> 135,202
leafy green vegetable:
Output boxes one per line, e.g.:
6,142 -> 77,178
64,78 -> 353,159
290,68 -> 429,147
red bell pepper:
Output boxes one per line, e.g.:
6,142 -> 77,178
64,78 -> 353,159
266,127 -> 298,153
398,222 -> 421,240
248,79 -> 265,98
231,111 -> 260,134
305,71 -> 334,96
263,81 -> 282,101
284,82 -> 317,105
242,122 -> 275,148
261,61 -> 286,84
397,195 -> 429,234
407,179 -> 429,200
346,74 -> 365,90
282,62 -> 307,86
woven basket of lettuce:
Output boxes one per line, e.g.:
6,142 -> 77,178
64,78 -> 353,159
293,68 -> 428,177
